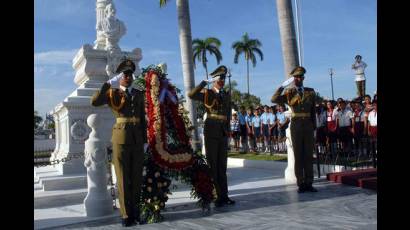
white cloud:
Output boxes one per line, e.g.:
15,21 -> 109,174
34,88 -> 74,116
34,49 -> 78,66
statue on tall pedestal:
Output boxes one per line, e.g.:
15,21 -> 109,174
95,0 -> 127,77
351,55 -> 368,99
101,2 -> 126,52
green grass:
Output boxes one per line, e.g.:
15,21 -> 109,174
228,152 -> 287,161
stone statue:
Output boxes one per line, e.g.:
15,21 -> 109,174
101,2 -> 126,52
99,1 -> 127,77
94,0 -> 112,50
351,55 -> 367,98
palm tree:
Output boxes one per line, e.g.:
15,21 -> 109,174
232,33 -> 263,95
159,0 -> 200,151
192,37 -> 223,80
276,0 -> 299,79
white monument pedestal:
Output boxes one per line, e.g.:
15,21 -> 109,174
50,44 -> 142,175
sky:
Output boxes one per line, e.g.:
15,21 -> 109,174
34,0 -> 377,117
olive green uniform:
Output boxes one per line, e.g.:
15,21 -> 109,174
271,86 -> 316,187
91,82 -> 147,220
188,81 -> 231,201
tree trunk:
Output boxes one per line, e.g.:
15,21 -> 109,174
246,58 -> 250,95
176,0 -> 199,151
204,59 -> 209,89
276,0 -> 300,185
276,0 -> 299,79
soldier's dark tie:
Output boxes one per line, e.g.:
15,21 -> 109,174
219,90 -> 224,101
125,88 -> 131,98
298,87 -> 303,97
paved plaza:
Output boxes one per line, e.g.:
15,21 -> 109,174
35,162 -> 377,230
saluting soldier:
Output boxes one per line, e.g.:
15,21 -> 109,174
91,59 -> 147,227
271,66 -> 318,193
188,65 -> 235,207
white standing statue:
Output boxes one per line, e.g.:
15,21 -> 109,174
84,114 -> 113,217
351,55 -> 368,98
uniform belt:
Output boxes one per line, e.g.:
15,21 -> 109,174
291,112 -> 311,118
208,114 -> 227,121
116,117 -> 140,123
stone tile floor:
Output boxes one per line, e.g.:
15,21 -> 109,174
35,165 -> 377,230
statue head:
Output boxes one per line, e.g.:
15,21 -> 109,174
105,3 -> 116,17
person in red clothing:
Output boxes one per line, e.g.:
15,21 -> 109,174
351,98 -> 366,155
326,100 -> 338,154
367,99 -> 377,154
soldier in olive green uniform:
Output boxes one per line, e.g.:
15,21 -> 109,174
188,65 -> 235,207
271,66 -> 318,193
91,60 -> 147,227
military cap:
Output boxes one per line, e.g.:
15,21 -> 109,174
210,65 -> 227,78
355,55 -> 362,59
290,66 -> 306,77
116,59 -> 136,73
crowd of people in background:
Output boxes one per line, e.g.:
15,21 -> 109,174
229,91 -> 377,156
315,93 -> 377,156
230,104 -> 290,154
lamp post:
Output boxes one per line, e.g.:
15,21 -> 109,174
329,68 -> 334,101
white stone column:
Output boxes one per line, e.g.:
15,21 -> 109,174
83,113 -> 113,217
284,109 -> 297,184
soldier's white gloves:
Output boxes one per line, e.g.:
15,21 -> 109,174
107,73 -> 124,88
281,77 -> 294,88
144,143 -> 149,152
204,76 -> 219,84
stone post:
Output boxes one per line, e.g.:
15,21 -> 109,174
83,113 -> 113,217
284,109 -> 297,184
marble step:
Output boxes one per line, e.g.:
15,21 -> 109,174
34,188 -> 91,209
74,88 -> 98,96
34,183 -> 43,191
84,81 -> 104,88
34,166 -> 60,177
39,174 -> 87,191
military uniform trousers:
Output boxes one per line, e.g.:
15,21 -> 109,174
112,142 -> 144,219
204,123 -> 229,200
290,118 -> 315,187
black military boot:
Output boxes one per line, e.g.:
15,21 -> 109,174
297,183 -> 306,193
224,197 -> 236,205
121,218 -> 133,227
305,184 -> 318,192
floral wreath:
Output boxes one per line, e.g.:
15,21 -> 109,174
134,65 -> 215,224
